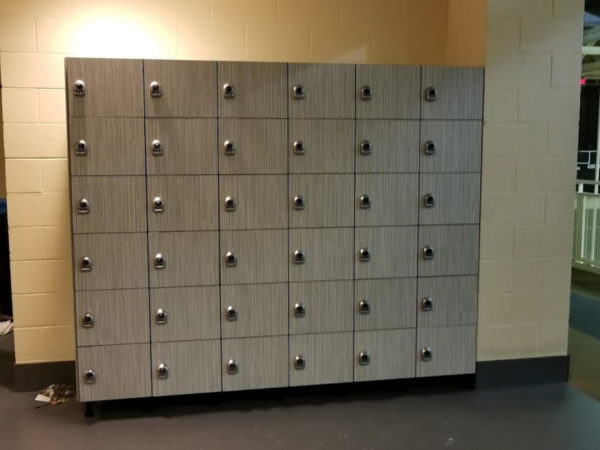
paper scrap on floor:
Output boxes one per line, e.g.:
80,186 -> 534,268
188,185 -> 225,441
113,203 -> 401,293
0,320 -> 13,335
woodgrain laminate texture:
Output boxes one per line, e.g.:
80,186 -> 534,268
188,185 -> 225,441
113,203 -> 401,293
151,340 -> 221,396
355,174 -> 419,227
354,329 -> 416,382
356,65 -> 421,119
354,227 -> 417,279
289,280 -> 353,334
355,120 -> 419,173
217,62 -> 287,118
289,228 -> 353,282
221,283 -> 288,338
69,118 -> 145,175
288,119 -> 354,173
76,344 -> 150,401
220,230 -> 287,284
218,119 -> 287,174
75,289 -> 149,346
73,233 -> 148,291
288,63 -> 355,118
147,176 -> 219,232
219,175 -> 287,230
416,325 -> 476,377
354,278 -> 417,331
289,174 -> 354,228
150,286 -> 220,342
66,58 -> 143,117
145,118 -> 217,175
419,173 -> 481,225
421,66 -> 484,120
144,60 -> 217,117
148,231 -> 219,287
418,225 -> 479,276
417,276 -> 478,327
289,332 -> 353,386
221,336 -> 288,391
419,121 -> 482,173
71,176 -> 146,233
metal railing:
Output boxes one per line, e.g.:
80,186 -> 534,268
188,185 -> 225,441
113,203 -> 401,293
574,179 -> 600,273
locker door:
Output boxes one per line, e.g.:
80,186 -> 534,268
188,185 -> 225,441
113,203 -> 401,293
419,173 -> 481,225
418,225 -> 479,276
416,326 -> 476,377
419,121 -> 482,173
417,276 -> 478,328
354,329 -> 416,382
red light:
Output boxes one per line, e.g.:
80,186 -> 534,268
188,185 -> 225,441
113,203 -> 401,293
581,77 -> 587,85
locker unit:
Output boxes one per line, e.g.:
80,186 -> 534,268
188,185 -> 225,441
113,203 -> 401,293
67,58 -> 483,403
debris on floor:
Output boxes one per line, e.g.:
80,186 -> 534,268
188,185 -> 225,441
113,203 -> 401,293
0,320 -> 13,335
35,384 -> 76,408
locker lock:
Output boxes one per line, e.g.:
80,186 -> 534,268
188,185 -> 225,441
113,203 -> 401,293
154,253 -> 166,270
293,196 -> 305,210
73,80 -> 86,96
226,306 -> 238,321
358,352 -> 370,366
227,359 -> 239,374
75,139 -> 88,156
224,196 -> 236,212
80,256 -> 92,272
153,197 -> 164,213
423,246 -> 434,260
78,198 -> 90,215
423,194 -> 435,208
294,302 -> 306,318
359,248 -> 371,263
421,297 -> 433,312
83,369 -> 96,384
360,85 -> 372,101
294,250 -> 306,265
359,300 -> 371,315
360,140 -> 372,155
152,139 -> 163,156
292,84 -> 305,99
225,252 -> 237,267
224,140 -> 236,156
156,308 -> 168,324
425,86 -> 437,102
157,363 -> 169,379
293,140 -> 305,155
150,81 -> 162,98
360,195 -> 371,209
423,140 -> 436,155
421,346 -> 433,362
223,83 -> 236,99
294,355 -> 306,370
82,313 -> 95,328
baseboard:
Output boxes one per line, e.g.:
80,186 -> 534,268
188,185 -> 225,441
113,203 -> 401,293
475,356 -> 569,389
13,361 -> 75,392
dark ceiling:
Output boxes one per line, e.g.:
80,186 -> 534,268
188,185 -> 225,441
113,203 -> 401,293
587,0 -> 600,16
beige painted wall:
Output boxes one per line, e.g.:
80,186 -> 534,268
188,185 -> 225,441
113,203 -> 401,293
0,0 -> 581,365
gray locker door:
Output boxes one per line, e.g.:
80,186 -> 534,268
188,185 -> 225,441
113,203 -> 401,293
289,228 -> 354,282
151,340 -> 221,396
419,121 -> 482,173
288,63 -> 355,118
150,286 -> 220,342
221,336 -> 288,391
290,333 -> 353,386
355,174 -> 419,227
417,276 -> 478,327
76,344 -> 150,402
144,60 -> 217,118
419,173 -> 481,225
218,119 -> 287,174
69,118 -> 145,176
73,233 -> 148,291
75,289 -> 149,346
416,326 -> 476,377
421,66 -> 484,120
289,174 -> 354,228
148,231 -> 219,287
354,278 -> 417,331
221,283 -> 288,338
356,65 -> 421,119
71,176 -> 146,233
147,175 -> 219,232
218,62 -> 287,118
354,226 -> 417,279
288,119 -> 354,174
355,120 -> 419,173
221,230 -> 288,284
66,58 -> 143,117
289,281 -> 353,334
219,175 -> 287,230
354,329 -> 416,382
145,118 -> 218,175
418,225 -> 479,276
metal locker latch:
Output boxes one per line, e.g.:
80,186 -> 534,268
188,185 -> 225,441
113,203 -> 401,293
151,139 -> 163,156
225,252 -> 237,267
224,196 -> 236,212
424,194 -> 435,208
423,140 -> 436,155
360,85 -> 373,101
360,195 -> 371,209
358,352 -> 370,366
359,300 -> 370,315
360,140 -> 372,155
423,246 -> 434,260
157,363 -> 169,379
156,308 -> 168,324
359,248 -> 371,263
227,359 -> 239,374
149,81 -> 162,97
154,253 -> 166,269
294,355 -> 306,370
73,80 -> 86,96
82,313 -> 95,328
294,250 -> 305,265
84,369 -> 96,384
293,140 -> 305,155
223,83 -> 235,99
226,306 -> 238,321
80,257 -> 92,272
75,139 -> 88,156
421,297 -> 433,312
293,196 -> 305,210
223,140 -> 236,156
421,347 -> 433,361
153,197 -> 164,213
425,86 -> 437,102
292,84 -> 305,99
78,198 -> 90,215
294,302 -> 306,318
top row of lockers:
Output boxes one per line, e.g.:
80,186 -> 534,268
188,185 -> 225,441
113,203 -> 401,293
66,59 -> 484,120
